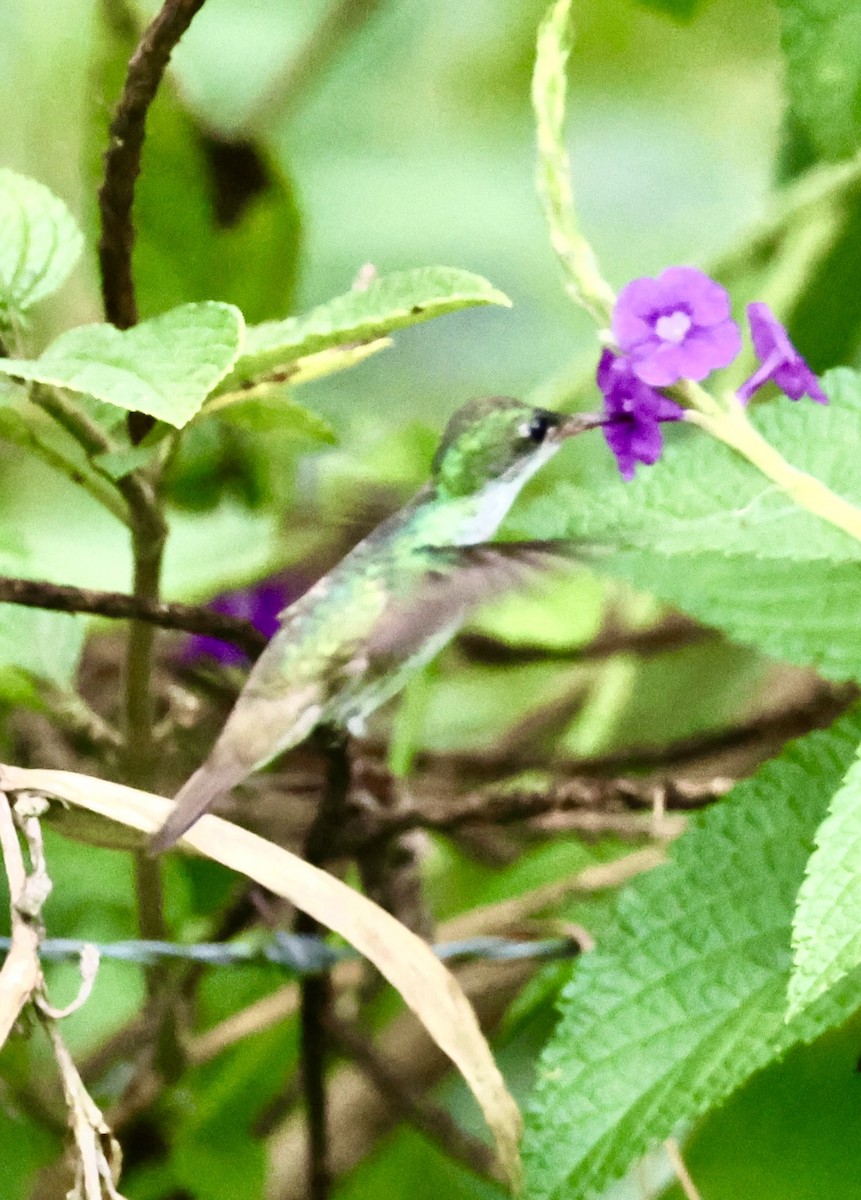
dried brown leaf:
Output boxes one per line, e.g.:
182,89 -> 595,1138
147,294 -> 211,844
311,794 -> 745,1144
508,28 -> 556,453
0,765 -> 522,1190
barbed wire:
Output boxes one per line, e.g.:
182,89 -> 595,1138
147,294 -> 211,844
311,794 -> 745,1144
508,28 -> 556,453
0,932 -> 580,975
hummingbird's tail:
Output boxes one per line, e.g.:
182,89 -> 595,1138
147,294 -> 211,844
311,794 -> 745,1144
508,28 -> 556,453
149,755 -> 248,854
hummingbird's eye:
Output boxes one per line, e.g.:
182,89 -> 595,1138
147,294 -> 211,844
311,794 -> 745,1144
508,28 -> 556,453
522,411 -> 556,444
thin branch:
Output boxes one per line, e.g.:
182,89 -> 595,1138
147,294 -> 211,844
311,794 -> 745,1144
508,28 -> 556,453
328,1017 -> 501,1184
335,773 -> 719,853
378,681 -> 857,783
295,733 -> 352,1200
457,613 -> 711,666
98,0 -> 208,327
46,689 -> 123,754
4,420 -> 130,526
0,574 -> 266,656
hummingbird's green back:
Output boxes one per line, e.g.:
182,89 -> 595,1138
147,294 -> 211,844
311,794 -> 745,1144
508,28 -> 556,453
152,396 -> 587,851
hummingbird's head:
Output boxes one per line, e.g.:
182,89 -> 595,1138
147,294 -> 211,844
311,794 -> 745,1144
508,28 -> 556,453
431,396 -> 600,498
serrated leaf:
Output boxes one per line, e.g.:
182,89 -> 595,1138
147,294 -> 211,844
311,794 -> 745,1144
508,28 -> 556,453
0,302 -> 244,428
523,711 -> 861,1200
0,169 -> 83,315
529,370 -> 861,563
601,548 -> 861,682
777,1 -> 861,161
0,605 -> 84,690
520,371 -> 861,681
789,744 -> 861,1016
217,267 -> 510,390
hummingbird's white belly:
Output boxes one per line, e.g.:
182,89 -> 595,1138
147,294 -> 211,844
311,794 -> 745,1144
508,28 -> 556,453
451,441 -> 559,545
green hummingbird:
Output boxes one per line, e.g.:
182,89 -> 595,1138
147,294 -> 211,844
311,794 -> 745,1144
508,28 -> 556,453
151,396 -> 602,852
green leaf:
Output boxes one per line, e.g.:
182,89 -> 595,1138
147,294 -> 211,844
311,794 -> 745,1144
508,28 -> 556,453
789,743 -> 861,1016
777,1 -> 861,161
531,370 -> 861,563
634,0 -> 702,16
0,169 -> 83,316
523,710 -> 861,1200
0,604 -> 84,690
521,371 -> 861,680
597,549 -> 861,683
217,267 -> 511,390
213,392 -> 336,443
93,444 -> 161,481
0,302 -> 244,428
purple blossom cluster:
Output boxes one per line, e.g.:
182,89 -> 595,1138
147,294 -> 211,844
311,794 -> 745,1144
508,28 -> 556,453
597,266 -> 827,479
184,578 -> 293,666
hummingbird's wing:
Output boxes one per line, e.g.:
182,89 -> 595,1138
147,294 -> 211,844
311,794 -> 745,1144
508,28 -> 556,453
365,540 -> 579,660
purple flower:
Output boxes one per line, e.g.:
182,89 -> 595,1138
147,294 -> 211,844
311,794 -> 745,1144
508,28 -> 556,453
597,350 -> 684,481
184,578 -> 293,666
737,302 -> 828,405
612,266 -> 741,387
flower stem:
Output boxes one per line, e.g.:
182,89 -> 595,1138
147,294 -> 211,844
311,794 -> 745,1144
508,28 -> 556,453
532,0 -> 616,327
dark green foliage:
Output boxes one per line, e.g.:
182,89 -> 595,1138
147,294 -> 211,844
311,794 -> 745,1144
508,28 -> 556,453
523,713 -> 861,1199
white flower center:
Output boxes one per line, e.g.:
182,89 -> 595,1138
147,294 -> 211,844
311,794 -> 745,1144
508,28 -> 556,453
655,310 -> 692,344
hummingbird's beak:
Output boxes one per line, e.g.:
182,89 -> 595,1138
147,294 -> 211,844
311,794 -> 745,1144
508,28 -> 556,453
552,411 -> 607,440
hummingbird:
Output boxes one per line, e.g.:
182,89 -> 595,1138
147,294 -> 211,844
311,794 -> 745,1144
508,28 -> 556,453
151,397 -> 602,852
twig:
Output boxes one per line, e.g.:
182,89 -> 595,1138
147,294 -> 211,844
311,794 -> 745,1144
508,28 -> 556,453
296,732 -> 352,1200
266,957 -> 533,1200
327,1017 -> 501,1184
440,845 -> 669,940
46,689 -> 124,754
98,0 -> 208,327
42,1016 -> 128,1200
203,847 -> 664,1108
119,476 -> 168,788
299,964 -> 332,1200
336,774 -> 717,852
457,613 -> 710,666
664,1138 -> 703,1200
0,574 -> 266,656
350,755 -> 434,940
0,792 -> 41,1047
378,681 -> 857,783
92,0 -> 206,1023
0,795 -> 125,1195
1,410 -> 130,526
